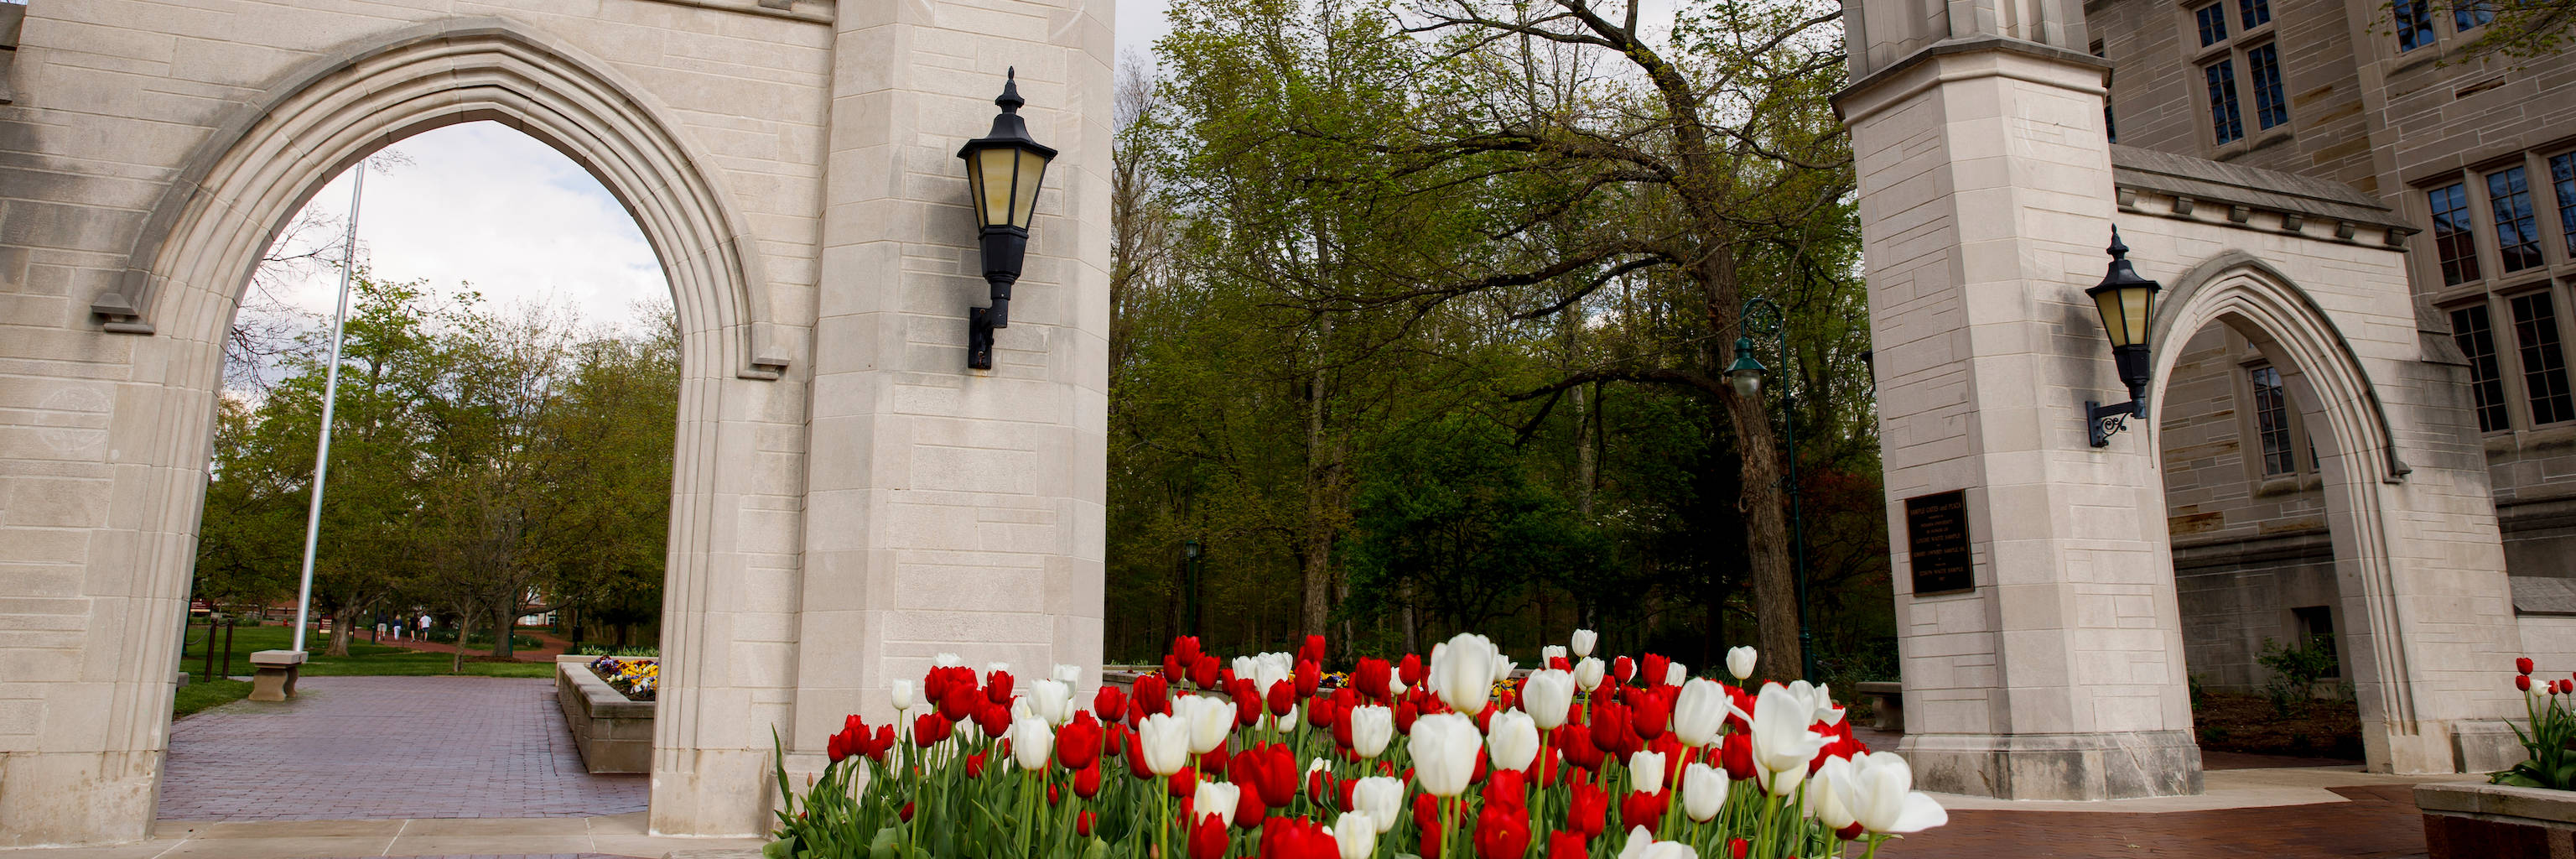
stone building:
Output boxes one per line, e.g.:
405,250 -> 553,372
2084,0 -> 2576,691
0,0 -> 1110,847
1839,0 -> 2537,799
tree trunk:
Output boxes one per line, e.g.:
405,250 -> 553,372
1301,329 -> 1334,643
493,602 -> 516,658
1701,247 -> 1804,681
450,611 -> 470,674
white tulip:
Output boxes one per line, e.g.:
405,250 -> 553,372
1681,763 -> 1727,823
1410,712 -> 1482,797
1615,826 -> 1698,859
1348,705 -> 1394,758
1628,749 -> 1668,794
934,653 -> 962,667
1670,679 -> 1727,747
1543,644 -> 1568,664
1664,662 -> 1688,686
1571,629 -> 1598,658
1750,683 -> 1829,778
1352,777 -> 1404,833
1053,663 -> 1083,685
1268,704 -> 1299,731
1233,655 -> 1259,681
1010,716 -> 1055,772
1522,669 -> 1576,730
1031,679 -> 1072,726
1726,646 -> 1757,681
1852,752 -> 1947,834
1807,755 -> 1857,828
1490,653 -> 1518,685
1333,812 -> 1375,859
1763,760 -> 1807,797
891,679 -> 916,711
1012,698 -> 1033,720
1574,657 -> 1607,692
1487,710 -> 1540,772
1254,653 -> 1294,694
1431,633 -> 1498,714
1138,712 -> 1192,775
1181,695 -> 1233,754
1388,677 -> 1407,696
1194,780 -> 1241,828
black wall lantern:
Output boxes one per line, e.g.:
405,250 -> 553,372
2085,227 -> 2163,446
959,69 -> 1057,370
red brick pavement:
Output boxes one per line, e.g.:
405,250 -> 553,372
158,675 -> 647,821
1888,784 -> 2428,859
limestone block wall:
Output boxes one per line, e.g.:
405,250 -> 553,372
2090,0 -> 2376,194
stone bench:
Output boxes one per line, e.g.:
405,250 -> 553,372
2415,781 -> 2576,857
558,656 -> 656,773
247,649 -> 304,701
1853,680 -> 1903,732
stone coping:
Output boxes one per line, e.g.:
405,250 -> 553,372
2416,781 -> 2576,825
249,649 -> 306,666
559,660 -> 656,719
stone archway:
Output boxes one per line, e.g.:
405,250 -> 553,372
50,19 -> 792,842
2146,257 -> 2414,770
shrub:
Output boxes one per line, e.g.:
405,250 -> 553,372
2257,637 -> 2336,717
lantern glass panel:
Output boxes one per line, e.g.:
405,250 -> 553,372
1013,149 -> 1049,228
2094,288 -> 2150,347
976,148 -> 1019,226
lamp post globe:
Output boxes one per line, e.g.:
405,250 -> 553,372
958,68 -> 1058,368
1726,337 -> 1767,399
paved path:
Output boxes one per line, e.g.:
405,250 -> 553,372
1899,784 -> 2428,858
158,675 -> 647,821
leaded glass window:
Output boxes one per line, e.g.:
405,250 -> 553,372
2397,0 -> 2436,50
2452,305 -> 2510,432
2250,366 -> 2296,475
2196,3 -> 2230,46
2241,0 -> 2271,29
2456,1 -> 2493,31
2205,60 -> 2244,144
2552,153 -> 2575,258
2513,292 -> 2574,425
2248,44 -> 2288,129
2490,166 -> 2542,273
2429,183 -> 2480,285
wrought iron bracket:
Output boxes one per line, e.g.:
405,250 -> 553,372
2088,399 -> 2143,447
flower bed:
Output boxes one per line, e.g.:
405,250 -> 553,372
558,655 -> 654,774
773,633 -> 1944,859
590,654 -> 658,701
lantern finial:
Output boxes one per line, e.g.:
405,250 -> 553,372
997,67 -> 1024,113
2108,226 -> 2127,260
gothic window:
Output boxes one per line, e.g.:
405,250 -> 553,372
2490,165 -> 2543,273
2512,292 -> 2575,425
2451,305 -> 2510,433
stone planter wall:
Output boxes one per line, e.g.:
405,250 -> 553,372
557,656 -> 656,774
2416,781 -> 2576,857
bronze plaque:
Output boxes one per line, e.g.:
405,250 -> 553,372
1905,490 -> 1974,595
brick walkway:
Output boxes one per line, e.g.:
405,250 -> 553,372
1891,784 -> 2426,858
158,675 -> 647,821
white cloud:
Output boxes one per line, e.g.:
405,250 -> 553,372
268,122 -> 665,335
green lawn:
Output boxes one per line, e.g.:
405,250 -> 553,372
179,622 -> 557,680
173,679 -> 253,718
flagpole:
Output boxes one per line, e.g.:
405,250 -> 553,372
290,161 -> 366,654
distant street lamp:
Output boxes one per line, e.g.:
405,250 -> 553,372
2085,228 -> 2163,446
958,68 -> 1058,370
1725,295 -> 1816,682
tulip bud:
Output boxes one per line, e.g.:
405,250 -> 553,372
1523,669 -> 1576,731
1682,763 -> 1727,822
1672,679 -> 1727,747
1193,780 -> 1241,829
1352,776 -> 1405,833
1334,811 -> 1377,859
1433,633 -> 1499,715
1054,663 -> 1082,685
1138,712 -> 1192,775
1574,658 -> 1606,692
1664,662 -> 1688,687
1411,712 -> 1483,797
1010,716 -> 1054,772
1488,710 -> 1540,772
1627,749 -> 1667,794
891,679 -> 916,711
1348,705 -> 1394,758
1571,629 -> 1597,658
1727,646 -> 1758,681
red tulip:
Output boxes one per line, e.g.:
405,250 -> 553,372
1619,789 -> 1669,833
1175,635 -> 1203,666
1075,763 -> 1104,799
1546,831 -> 1589,859
1473,803 -> 1532,859
985,669 -> 1015,705
1628,690 -> 1669,741
1259,816 -> 1337,859
1254,743 -> 1298,807
1165,654 -> 1187,684
1399,653 -> 1427,689
1299,634 -> 1327,666
1308,695 -> 1337,729
1308,768 -> 1332,804
976,703 -> 1012,738
1414,794 -> 1443,857
1077,810 -> 1098,836
1058,711 -> 1105,770
1268,681 -> 1296,717
1169,766 -> 1199,797
1394,700 -> 1420,734
1589,701 -> 1632,759
1049,783 -> 1062,805
939,682 -> 980,721
1482,768 -> 1526,813
1613,656 -> 1635,684
1354,658 -> 1392,700
901,801 -> 915,822
1720,730 -> 1756,781
1096,685 -> 1130,723
1233,784 -> 1267,830
1836,822 -> 1865,841
2519,657 -> 2536,675
966,752 -> 988,778
913,713 -> 953,747
1135,674 -> 1171,716
1189,814 -> 1228,859
2520,674 -> 2535,691
1192,655 -> 1223,690
1728,837 -> 1749,859
1642,654 -> 1670,688
1296,659 -> 1322,699
1558,723 -> 1603,772
1566,781 -> 1607,837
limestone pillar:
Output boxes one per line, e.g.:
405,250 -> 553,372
1836,0 -> 2201,799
